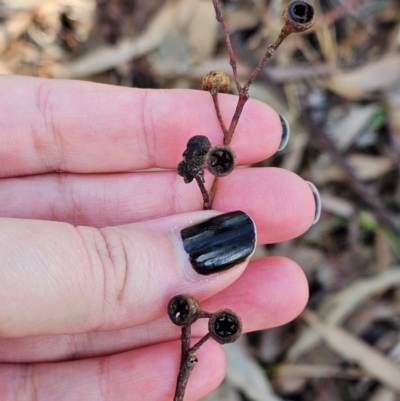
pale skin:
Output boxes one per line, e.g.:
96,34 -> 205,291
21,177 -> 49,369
0,75 -> 314,400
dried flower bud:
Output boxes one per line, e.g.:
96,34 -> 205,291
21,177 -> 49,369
183,135 -> 212,159
283,1 -> 315,33
177,160 -> 192,183
202,70 -> 231,94
206,145 -> 236,177
208,309 -> 242,344
177,135 -> 212,184
168,294 -> 202,326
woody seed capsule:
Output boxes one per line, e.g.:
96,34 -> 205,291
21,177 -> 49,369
202,70 -> 231,94
208,309 -> 242,344
168,294 -> 202,326
206,145 -> 236,177
282,1 -> 315,33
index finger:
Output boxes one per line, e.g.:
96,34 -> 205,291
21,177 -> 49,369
0,75 -> 282,178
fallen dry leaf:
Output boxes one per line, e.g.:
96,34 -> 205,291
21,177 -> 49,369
225,341 -> 283,401
149,0 -> 218,76
0,11 -> 32,53
369,387 -> 397,401
311,154 -> 395,184
319,193 -> 355,218
303,309 -> 400,393
54,0 -> 178,78
287,268 -> 400,361
200,380 -> 241,401
326,53 -> 400,100
327,104 -> 380,150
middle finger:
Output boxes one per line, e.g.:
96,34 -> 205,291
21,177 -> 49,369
0,167 -> 315,243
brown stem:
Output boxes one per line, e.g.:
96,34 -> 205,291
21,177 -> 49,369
181,324 -> 191,355
189,332 -> 212,354
173,325 -> 196,401
242,28 -> 290,93
195,175 -> 211,210
230,31 -> 287,101
173,329 -> 212,401
207,4 -> 292,209
224,93 -> 249,145
200,311 -> 214,318
211,89 -> 229,139
206,176 -> 220,210
211,0 -> 241,93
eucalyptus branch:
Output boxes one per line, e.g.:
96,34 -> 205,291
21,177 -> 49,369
204,1 -> 315,209
171,3 -> 316,399
168,295 -> 242,401
178,1 -> 315,210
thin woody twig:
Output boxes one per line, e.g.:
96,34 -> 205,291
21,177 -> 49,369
216,27 -> 289,147
206,177 -> 220,210
224,94 -> 249,145
203,1 -> 316,210
195,176 -> 211,209
190,333 -> 212,354
171,302 -> 242,400
200,311 -> 214,318
211,0 -> 241,93
211,89 -> 229,137
204,3 -> 303,210
224,29 -> 291,147
173,325 -> 196,401
242,29 -> 291,93
170,303 -> 243,401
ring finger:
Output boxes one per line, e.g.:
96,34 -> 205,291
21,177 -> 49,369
0,167 -> 317,243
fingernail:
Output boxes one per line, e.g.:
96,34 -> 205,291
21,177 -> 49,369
278,114 -> 290,151
306,181 -> 321,224
181,211 -> 256,276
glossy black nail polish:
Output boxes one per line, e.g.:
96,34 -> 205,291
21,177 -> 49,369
278,114 -> 290,151
181,211 -> 256,275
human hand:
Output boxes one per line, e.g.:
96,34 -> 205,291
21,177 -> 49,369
0,75 -> 317,400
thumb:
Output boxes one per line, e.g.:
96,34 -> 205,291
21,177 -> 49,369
0,210 -> 255,337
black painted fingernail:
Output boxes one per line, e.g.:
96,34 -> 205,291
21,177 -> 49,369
306,181 -> 321,224
181,211 -> 256,275
278,114 -> 290,151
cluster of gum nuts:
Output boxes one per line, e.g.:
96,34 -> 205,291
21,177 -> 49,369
177,70 -> 235,185
168,294 -> 242,345
177,0 -> 316,187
